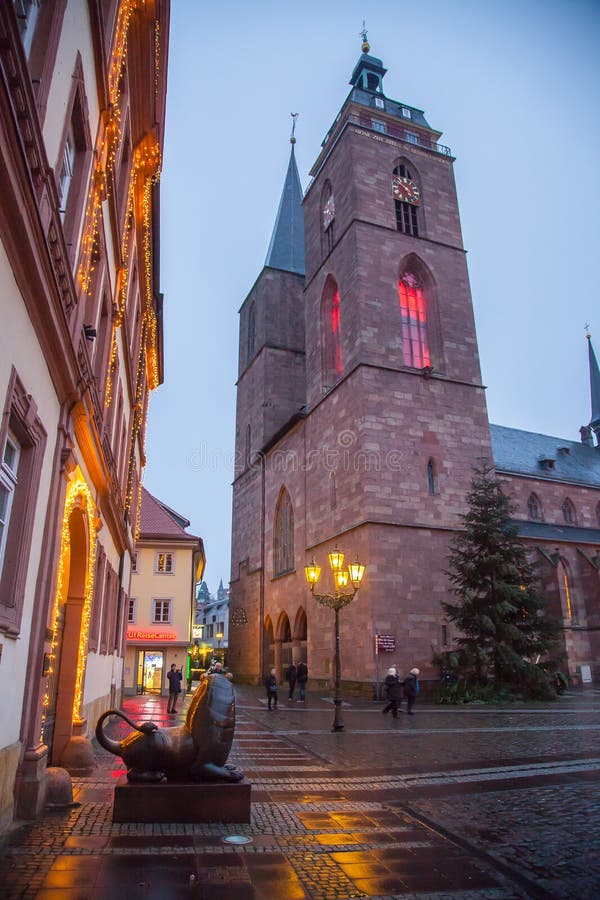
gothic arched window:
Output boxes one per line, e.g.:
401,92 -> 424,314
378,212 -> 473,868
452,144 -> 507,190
245,424 -> 251,468
392,163 -> 420,236
527,493 -> 542,521
427,458 -> 436,495
562,498 -> 576,525
321,276 -> 342,388
247,302 -> 255,363
398,271 -> 430,368
273,488 -> 294,576
559,559 -> 574,619
321,181 -> 335,256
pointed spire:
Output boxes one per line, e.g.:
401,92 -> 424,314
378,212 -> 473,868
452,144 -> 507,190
587,331 -> 600,441
265,119 -> 305,276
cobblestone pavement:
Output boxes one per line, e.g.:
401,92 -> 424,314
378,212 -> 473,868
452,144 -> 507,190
1,686 -> 599,899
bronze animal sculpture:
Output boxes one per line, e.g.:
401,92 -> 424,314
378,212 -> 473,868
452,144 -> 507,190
96,673 -> 243,783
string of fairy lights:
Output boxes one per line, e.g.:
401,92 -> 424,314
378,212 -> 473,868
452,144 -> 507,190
41,0 -> 164,741
41,472 -> 98,739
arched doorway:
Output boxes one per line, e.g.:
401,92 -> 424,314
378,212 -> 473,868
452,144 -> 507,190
293,607 -> 308,666
277,612 -> 293,676
264,616 -> 274,675
42,471 -> 97,771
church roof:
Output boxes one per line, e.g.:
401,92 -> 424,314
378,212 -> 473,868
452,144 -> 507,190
264,145 -> 305,276
509,519 -> 600,546
491,424 -> 600,488
588,336 -> 600,427
139,487 -> 201,542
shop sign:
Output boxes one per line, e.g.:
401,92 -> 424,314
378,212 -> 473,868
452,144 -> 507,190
375,633 -> 396,653
126,629 -> 176,642
192,625 -> 203,639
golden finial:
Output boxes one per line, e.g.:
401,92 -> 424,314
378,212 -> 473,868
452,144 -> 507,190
290,112 -> 298,145
360,20 -> 370,53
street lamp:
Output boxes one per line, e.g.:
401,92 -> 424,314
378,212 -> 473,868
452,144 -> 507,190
304,547 -> 366,732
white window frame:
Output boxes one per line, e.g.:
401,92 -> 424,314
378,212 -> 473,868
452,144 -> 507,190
58,126 -> 76,220
127,597 -> 137,624
372,119 -> 386,133
0,431 -> 20,576
155,551 -> 174,574
152,598 -> 172,624
401,106 -> 412,118
405,131 -> 420,145
131,551 -> 139,574
374,97 -> 384,109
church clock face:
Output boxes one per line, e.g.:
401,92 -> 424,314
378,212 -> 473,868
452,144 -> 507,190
392,175 -> 421,205
323,194 -> 335,229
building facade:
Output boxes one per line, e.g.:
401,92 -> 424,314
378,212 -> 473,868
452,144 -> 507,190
194,579 -> 230,668
124,488 -> 204,696
0,0 -> 169,830
229,40 -> 600,691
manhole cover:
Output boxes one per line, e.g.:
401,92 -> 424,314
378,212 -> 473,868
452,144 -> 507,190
222,835 -> 253,845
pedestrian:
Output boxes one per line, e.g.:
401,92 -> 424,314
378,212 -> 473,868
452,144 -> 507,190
264,667 -> 278,709
286,661 -> 298,700
166,663 -> 182,714
207,660 -> 223,675
382,667 -> 402,718
403,667 -> 420,715
296,660 -> 308,702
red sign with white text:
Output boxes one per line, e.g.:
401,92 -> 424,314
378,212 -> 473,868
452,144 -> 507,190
375,634 -> 396,653
126,630 -> 176,642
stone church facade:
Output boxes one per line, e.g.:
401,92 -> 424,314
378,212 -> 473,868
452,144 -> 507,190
229,41 -> 600,691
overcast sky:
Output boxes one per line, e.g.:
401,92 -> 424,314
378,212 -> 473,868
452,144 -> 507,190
143,0 -> 600,593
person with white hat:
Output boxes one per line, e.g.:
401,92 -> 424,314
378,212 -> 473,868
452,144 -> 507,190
403,668 -> 420,715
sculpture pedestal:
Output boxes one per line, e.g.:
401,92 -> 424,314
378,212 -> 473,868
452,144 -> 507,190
112,776 -> 251,823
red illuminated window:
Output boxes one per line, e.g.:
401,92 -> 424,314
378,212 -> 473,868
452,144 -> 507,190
398,273 -> 430,368
322,276 -> 342,388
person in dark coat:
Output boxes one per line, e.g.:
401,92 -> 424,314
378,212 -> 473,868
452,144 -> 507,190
382,667 -> 402,718
264,668 -> 278,709
403,667 -> 420,715
296,661 -> 308,702
286,662 -> 298,700
166,664 -> 182,714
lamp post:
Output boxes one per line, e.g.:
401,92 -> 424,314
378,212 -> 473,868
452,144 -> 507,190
216,631 -> 223,662
304,548 -> 366,732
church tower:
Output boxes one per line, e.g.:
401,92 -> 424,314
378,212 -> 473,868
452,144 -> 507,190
229,38 -> 493,686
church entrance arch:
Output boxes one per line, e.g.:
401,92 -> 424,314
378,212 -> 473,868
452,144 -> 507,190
264,616 -> 274,675
293,607 -> 308,665
277,611 -> 292,676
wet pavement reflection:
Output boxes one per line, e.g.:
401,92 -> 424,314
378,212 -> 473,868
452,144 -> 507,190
1,684 -> 599,898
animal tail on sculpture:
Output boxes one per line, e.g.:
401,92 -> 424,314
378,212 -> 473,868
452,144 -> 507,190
95,709 -> 158,756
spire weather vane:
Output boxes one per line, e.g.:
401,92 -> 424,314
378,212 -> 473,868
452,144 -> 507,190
585,322 -> 591,339
290,112 -> 298,145
359,21 -> 370,52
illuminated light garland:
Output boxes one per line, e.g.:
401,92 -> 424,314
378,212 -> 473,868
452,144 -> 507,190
40,469 -> 98,741
104,136 -> 161,411
77,0 -> 144,295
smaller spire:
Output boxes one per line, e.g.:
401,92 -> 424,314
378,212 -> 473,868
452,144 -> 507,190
587,331 -> 600,442
264,122 -> 305,276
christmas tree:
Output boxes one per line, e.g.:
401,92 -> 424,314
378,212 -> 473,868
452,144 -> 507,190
442,466 -> 561,697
